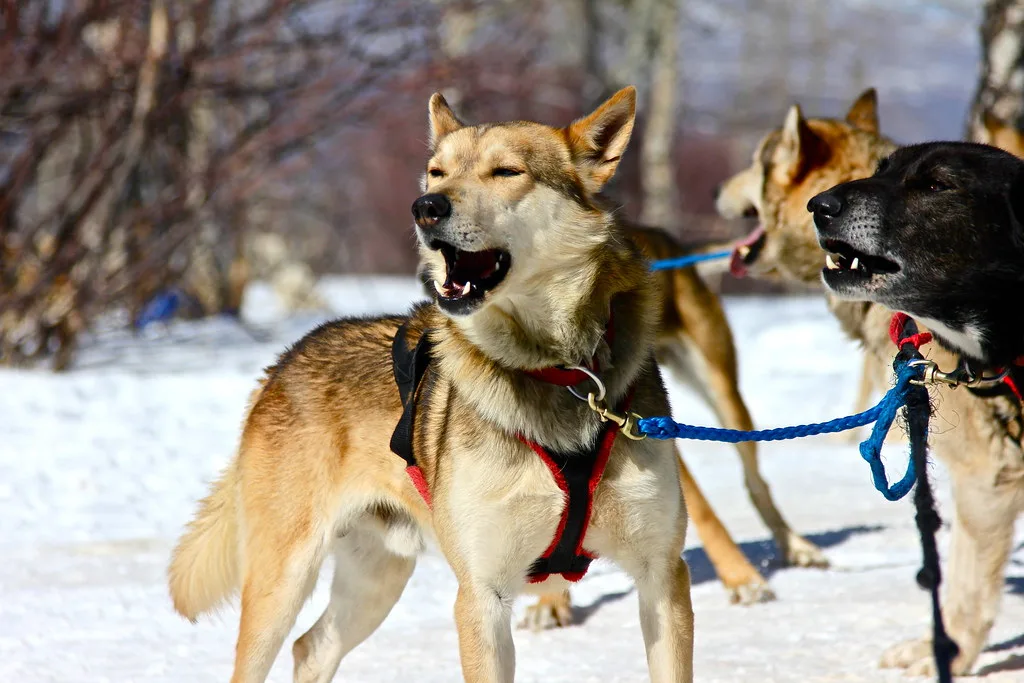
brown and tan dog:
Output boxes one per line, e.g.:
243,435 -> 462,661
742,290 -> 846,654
170,88 -> 695,683
717,89 -> 1024,676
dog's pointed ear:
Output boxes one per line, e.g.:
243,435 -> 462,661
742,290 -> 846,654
981,110 -> 1004,141
566,86 -> 636,193
429,93 -> 464,148
774,104 -> 816,181
846,88 -> 879,133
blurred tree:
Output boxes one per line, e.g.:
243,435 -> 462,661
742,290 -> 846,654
0,0 -> 429,369
638,0 -> 682,227
967,0 -> 1024,139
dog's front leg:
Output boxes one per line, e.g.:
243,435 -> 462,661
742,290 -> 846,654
880,466 -> 1020,676
454,582 -> 515,683
636,555 -> 695,683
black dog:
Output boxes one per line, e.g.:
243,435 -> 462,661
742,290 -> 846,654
808,141 -> 1024,367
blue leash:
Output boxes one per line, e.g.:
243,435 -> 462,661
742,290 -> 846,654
649,250 -> 731,271
637,359 -> 923,501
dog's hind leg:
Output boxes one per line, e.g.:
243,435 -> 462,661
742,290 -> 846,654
293,518 -> 416,683
232,516 -> 327,683
663,301 -> 829,569
880,468 -> 1021,676
840,354 -> 877,444
676,457 -> 773,603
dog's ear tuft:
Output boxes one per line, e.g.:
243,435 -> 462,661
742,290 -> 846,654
774,104 -> 816,182
846,88 -> 879,133
982,110 -> 1002,137
428,93 -> 464,148
566,86 -> 637,193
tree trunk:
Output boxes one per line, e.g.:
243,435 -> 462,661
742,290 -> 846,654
967,0 -> 1024,140
638,0 -> 680,228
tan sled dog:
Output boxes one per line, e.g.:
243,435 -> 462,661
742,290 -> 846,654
717,89 -> 897,428
169,88 -> 694,683
717,90 -> 1024,676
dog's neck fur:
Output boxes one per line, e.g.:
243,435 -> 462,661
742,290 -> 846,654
430,233 -> 658,452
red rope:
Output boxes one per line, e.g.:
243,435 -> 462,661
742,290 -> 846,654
889,312 -> 933,350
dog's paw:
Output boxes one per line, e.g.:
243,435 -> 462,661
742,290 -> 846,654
879,637 -> 932,671
781,534 -> 830,568
727,579 -> 776,605
518,592 -> 573,631
881,636 -> 974,677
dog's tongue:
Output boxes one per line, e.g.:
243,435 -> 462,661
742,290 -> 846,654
729,224 -> 765,278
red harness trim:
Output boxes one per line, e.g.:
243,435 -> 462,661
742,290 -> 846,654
525,365 -> 595,386
524,314 -> 616,387
521,423 -> 620,584
889,312 -> 933,350
1002,374 -> 1023,402
406,465 -> 433,508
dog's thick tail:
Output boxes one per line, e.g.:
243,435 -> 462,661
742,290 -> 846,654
168,462 -> 241,622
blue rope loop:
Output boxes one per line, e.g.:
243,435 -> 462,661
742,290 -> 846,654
649,250 -> 732,271
637,359 -> 925,500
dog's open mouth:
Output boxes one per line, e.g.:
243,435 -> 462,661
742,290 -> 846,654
820,238 -> 899,286
729,224 -> 766,278
429,240 -> 511,311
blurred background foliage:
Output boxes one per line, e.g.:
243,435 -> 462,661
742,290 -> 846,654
1,0 -> 1016,368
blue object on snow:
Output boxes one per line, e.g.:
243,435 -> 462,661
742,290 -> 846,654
135,289 -> 183,329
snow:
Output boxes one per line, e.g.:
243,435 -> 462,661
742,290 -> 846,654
2,276 -> 1022,682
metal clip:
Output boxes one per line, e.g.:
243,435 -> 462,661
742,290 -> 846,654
587,392 -> 647,440
908,359 -> 1009,389
566,365 -> 607,402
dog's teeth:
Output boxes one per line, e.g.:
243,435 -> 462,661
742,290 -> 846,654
851,257 -> 860,271
738,245 -> 751,258
826,254 -> 839,270
460,281 -> 472,296
433,280 -> 445,295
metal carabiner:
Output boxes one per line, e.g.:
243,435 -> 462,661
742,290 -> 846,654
566,364 -> 607,403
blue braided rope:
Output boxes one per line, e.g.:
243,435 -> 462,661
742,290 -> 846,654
637,361 -> 923,500
649,250 -> 732,271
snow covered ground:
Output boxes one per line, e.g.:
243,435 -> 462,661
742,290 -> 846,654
2,276 -> 1022,682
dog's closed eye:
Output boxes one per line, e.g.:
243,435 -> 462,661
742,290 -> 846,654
492,167 -> 524,178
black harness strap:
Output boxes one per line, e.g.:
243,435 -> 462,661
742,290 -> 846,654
524,434 -> 611,582
390,321 -> 432,469
897,319 -> 959,683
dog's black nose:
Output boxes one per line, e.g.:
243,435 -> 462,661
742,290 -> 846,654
807,191 -> 843,218
712,183 -> 722,201
411,193 -> 451,227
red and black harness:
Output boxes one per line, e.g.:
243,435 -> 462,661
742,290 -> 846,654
389,321 -> 628,583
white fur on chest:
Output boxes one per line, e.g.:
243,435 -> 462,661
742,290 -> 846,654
915,315 -> 986,361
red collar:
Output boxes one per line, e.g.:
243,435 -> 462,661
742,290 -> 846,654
525,314 -> 615,387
